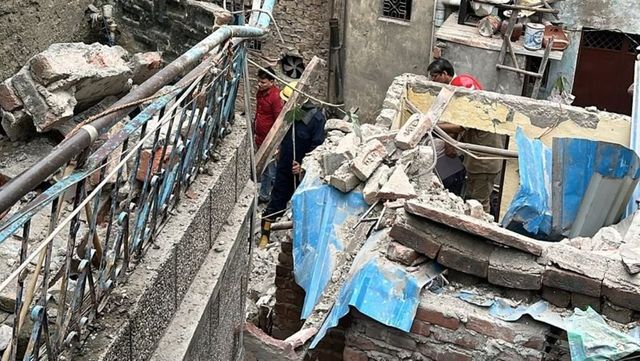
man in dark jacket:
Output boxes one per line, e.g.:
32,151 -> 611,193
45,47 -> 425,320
259,82 -> 326,247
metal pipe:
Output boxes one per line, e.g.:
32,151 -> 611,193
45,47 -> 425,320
0,25 -> 267,214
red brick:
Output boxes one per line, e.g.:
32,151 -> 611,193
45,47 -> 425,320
389,221 -> 441,258
543,267 -> 602,297
571,293 -> 602,312
437,245 -> 490,278
436,348 -> 473,361
345,333 -> 377,352
136,147 -> 172,182
466,314 -> 546,351
410,319 -> 431,337
430,325 -> 484,350
541,287 -> 571,308
343,347 -> 368,361
415,306 -> 460,330
386,241 -> 424,266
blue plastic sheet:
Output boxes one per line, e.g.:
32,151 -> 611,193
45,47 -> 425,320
291,172 -> 368,319
310,231 -> 441,348
502,128 -> 553,238
457,291 -> 640,360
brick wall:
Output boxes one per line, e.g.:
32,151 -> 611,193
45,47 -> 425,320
345,291 -> 554,361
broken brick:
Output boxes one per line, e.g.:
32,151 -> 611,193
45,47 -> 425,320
410,319 -> 431,338
394,112 -> 432,150
362,164 -> 390,205
437,230 -> 495,279
389,211 -> 442,259
415,303 -> 461,330
465,313 -> 547,351
386,241 -> 425,266
350,139 -> 387,181
377,166 -> 417,200
136,146 -> 173,182
601,300 -> 634,324
329,162 -> 360,193
602,260 -> 640,311
570,293 -> 601,312
0,79 -> 23,111
488,247 -> 543,290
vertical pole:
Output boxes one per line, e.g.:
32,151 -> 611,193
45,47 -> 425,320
627,50 -> 640,216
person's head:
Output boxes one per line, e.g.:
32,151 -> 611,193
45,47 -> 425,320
257,67 -> 276,92
427,58 -> 455,84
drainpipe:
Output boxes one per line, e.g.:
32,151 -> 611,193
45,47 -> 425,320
328,18 -> 343,105
0,25 -> 269,215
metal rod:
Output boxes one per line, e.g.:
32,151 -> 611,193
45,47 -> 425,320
0,25 -> 267,215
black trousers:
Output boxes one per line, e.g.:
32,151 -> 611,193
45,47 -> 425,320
263,161 -> 296,220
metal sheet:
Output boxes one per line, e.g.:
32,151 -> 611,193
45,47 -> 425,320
310,230 -> 441,348
291,169 -> 369,319
627,56 -> 640,216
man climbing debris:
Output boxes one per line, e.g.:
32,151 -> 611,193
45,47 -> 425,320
427,58 -> 504,215
259,81 -> 326,247
254,67 -> 284,204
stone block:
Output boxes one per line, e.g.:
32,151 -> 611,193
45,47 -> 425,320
0,79 -> 22,111
12,67 -> 76,132
488,248 -> 543,290
1,109 -> 35,141
128,51 -> 163,85
386,241 -> 425,266
570,293 -> 601,312
601,300 -> 634,324
541,287 -> 571,308
329,162 -> 360,193
602,260 -> 640,311
377,166 -> 417,200
350,139 -> 387,181
362,164 -> 390,205
325,118 -> 352,133
542,266 -> 602,297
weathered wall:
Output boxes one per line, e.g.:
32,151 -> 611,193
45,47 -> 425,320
0,0 -> 96,81
343,0 -> 435,122
75,121 -> 254,361
441,43 -> 526,95
555,0 -> 640,35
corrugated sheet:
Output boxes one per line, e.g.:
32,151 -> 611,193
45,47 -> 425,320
291,169 -> 369,319
310,230 -> 441,348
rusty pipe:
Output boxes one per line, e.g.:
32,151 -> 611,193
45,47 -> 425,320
0,25 -> 268,214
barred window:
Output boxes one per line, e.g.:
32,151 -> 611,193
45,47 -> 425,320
382,0 -> 412,21
583,31 -> 624,51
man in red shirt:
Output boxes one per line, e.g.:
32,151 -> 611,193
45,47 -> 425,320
255,67 -> 284,203
427,58 -> 504,215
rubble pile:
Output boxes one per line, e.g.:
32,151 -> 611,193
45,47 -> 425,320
0,42 -> 162,141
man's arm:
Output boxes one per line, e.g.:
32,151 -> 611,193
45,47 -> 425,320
271,90 -> 284,118
438,122 -> 464,137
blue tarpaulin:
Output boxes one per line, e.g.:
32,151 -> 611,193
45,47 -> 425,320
310,230 -> 441,348
501,128 -> 553,238
291,170 -> 369,319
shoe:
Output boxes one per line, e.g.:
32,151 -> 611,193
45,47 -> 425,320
258,219 -> 272,249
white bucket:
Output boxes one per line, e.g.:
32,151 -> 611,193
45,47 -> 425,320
524,23 -> 545,50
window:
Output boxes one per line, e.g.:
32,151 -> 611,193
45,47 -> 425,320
583,31 -> 624,51
382,0 -> 412,21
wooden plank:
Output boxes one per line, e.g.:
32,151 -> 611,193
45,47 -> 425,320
436,13 -> 563,60
255,56 -> 324,175
404,200 -> 548,256
496,64 -> 543,78
394,87 -> 455,150
532,40 -> 553,98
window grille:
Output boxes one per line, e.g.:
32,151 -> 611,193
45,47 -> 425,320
382,0 -> 412,21
583,31 -> 624,51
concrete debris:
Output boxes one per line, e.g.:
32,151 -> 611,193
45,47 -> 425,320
350,139 -> 387,181
0,136 -> 56,181
0,42 -> 163,136
362,164 -> 391,205
328,163 -> 360,193
0,324 -> 10,351
324,118 -> 352,133
377,166 -> 417,201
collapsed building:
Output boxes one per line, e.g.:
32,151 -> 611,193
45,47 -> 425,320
245,73 -> 640,361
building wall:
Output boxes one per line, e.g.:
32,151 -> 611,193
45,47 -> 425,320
0,0 -> 97,81
545,0 -> 640,99
343,0 -> 435,122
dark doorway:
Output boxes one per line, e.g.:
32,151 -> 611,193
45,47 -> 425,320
572,30 -> 639,116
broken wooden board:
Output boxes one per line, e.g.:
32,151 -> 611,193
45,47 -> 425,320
395,87 -> 455,150
404,199 -> 548,256
255,56 -> 324,175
